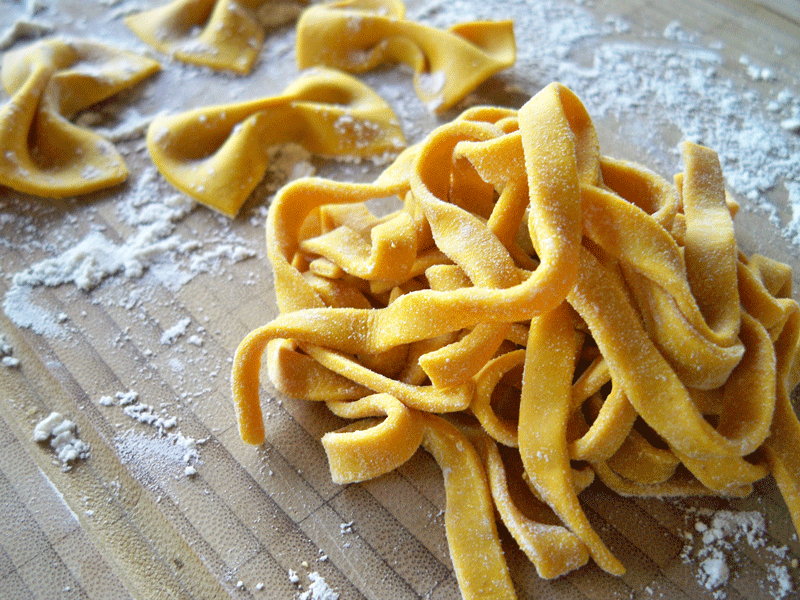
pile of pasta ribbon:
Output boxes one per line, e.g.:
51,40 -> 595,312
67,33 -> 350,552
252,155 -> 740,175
0,38 -> 160,197
232,82 -> 800,599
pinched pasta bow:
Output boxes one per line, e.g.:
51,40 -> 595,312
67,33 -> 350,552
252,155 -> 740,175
296,0 -> 515,112
0,38 -> 160,197
146,68 -> 405,216
232,82 -> 800,599
126,0 -> 307,74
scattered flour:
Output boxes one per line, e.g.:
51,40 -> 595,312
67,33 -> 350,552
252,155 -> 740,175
339,521 -> 354,535
160,317 -> 191,345
681,509 -> 796,599
0,333 -> 19,368
101,390 -> 205,477
1,355 -> 20,368
33,411 -> 90,469
294,572 -> 339,600
2,166 -> 257,337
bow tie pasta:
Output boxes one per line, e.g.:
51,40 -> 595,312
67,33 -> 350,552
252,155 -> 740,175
125,0 -> 307,74
0,38 -> 160,198
231,82 -> 800,599
296,0 -> 515,112
146,68 -> 405,217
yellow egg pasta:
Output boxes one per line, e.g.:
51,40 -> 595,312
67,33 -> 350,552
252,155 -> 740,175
0,38 -> 160,198
146,68 -> 405,216
295,0 -> 515,112
231,82 -> 800,599
125,0 -> 306,74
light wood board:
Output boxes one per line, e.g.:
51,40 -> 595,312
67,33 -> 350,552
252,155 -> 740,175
1,1 -> 799,599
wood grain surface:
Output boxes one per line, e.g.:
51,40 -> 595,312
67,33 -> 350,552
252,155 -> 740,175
1,1 -> 799,599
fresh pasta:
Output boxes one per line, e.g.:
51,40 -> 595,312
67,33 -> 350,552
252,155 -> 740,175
125,0 -> 306,74
231,82 -> 800,599
0,38 -> 160,197
296,0 -> 516,112
146,68 -> 405,216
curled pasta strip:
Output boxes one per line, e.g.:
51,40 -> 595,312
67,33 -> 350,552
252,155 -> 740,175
322,393 -> 423,484
300,210 -> 418,283
0,38 -> 160,197
419,414 -> 516,600
474,433 -> 590,579
296,0 -> 515,112
518,301 -> 625,576
591,460 -> 754,499
472,349 -> 525,447
147,68 -> 405,216
267,340 -> 368,401
569,387 -> 637,462
231,81 -> 800,597
606,427 -> 681,485
125,0 -> 306,74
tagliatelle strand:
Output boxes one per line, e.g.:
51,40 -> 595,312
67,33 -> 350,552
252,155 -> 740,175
518,301 -> 625,576
569,387 -> 637,462
419,414 -> 517,600
230,82 -> 800,599
322,393 -> 423,483
474,433 -> 591,579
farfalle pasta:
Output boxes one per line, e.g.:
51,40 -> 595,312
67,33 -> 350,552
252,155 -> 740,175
125,0 -> 306,74
231,82 -> 800,599
0,38 -> 160,198
146,68 -> 405,216
296,0 -> 515,112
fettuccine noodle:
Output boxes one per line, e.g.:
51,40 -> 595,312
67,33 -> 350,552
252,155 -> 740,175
231,82 -> 800,599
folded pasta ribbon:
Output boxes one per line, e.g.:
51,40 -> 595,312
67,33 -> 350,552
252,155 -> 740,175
146,68 -> 406,217
322,393 -> 423,484
0,38 -> 160,197
296,0 -> 515,112
232,82 -> 800,599
125,0 -> 306,74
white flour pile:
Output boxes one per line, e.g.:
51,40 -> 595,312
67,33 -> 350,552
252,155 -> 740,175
33,411 -> 90,469
681,508 -> 796,599
289,570 -> 339,600
1,164 -> 258,338
0,332 -> 19,368
101,389 -> 206,478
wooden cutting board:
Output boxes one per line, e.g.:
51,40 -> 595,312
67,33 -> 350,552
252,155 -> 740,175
1,1 -> 799,599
